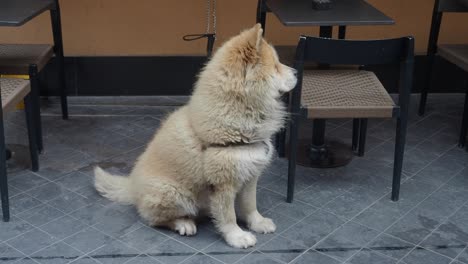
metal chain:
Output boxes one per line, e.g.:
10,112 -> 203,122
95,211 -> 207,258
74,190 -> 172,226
205,0 -> 211,34
212,0 -> 216,35
205,0 -> 216,35
183,0 -> 217,55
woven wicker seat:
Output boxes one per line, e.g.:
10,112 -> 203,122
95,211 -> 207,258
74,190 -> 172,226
1,78 -> 31,113
301,70 -> 395,119
0,44 -> 54,75
438,44 -> 468,73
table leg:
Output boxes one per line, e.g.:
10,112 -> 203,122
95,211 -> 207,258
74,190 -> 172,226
257,0 -> 267,33
459,85 -> 468,148
5,149 -> 11,160
50,0 -> 68,120
309,119 -> 327,160
0,95 -> 9,222
297,26 -> 353,168
318,26 -> 332,70
338,26 -> 346,39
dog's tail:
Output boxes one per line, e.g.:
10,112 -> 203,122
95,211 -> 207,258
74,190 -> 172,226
94,167 -> 134,205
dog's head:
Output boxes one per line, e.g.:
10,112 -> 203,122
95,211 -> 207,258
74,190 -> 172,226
205,23 -> 297,98
190,24 -> 297,145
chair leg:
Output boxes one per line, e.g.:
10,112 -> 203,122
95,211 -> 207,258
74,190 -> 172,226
418,59 -> 434,116
358,119 -> 368,157
419,8 -> 441,116
277,129 -> 287,158
286,115 -> 300,203
459,88 -> 468,148
51,6 -> 69,120
391,115 -> 408,201
352,119 -> 360,151
29,65 -> 43,153
24,94 -> 39,172
278,92 -> 291,158
0,105 -> 9,222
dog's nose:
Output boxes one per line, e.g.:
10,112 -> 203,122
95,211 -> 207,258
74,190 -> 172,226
292,69 -> 298,76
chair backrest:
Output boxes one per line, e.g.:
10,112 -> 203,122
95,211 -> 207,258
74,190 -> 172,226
294,36 -> 414,66
438,0 -> 468,12
428,0 -> 468,55
289,36 -> 414,114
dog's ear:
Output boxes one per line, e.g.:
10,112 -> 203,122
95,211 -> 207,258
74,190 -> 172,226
246,23 -> 263,51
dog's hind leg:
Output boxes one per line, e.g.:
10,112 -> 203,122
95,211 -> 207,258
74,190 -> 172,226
136,181 -> 198,236
163,218 -> 197,236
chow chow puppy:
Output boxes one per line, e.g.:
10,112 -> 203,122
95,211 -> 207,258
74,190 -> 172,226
94,24 -> 297,248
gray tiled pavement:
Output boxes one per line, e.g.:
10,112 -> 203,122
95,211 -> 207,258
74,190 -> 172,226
1,94 -> 468,264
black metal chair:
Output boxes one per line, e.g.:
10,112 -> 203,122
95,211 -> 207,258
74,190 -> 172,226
418,0 -> 468,149
286,36 -> 415,203
462,87 -> 468,151
0,78 -> 40,222
0,0 -> 69,156
256,0 -> 370,159
0,45 -> 51,154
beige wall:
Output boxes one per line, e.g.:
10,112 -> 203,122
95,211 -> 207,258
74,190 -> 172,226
0,0 -> 467,56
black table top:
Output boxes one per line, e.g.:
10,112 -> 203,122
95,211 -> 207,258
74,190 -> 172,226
0,0 -> 54,27
266,0 -> 394,26
460,0 -> 468,8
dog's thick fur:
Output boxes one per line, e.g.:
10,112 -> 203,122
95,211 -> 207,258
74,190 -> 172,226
94,24 -> 297,248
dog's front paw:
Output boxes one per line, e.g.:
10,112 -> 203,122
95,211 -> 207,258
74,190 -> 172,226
173,218 -> 197,236
225,229 -> 257,249
248,217 -> 276,234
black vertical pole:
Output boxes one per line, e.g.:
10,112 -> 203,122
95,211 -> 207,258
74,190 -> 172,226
29,65 -> 43,153
309,26 -> 333,161
459,85 -> 468,148
257,0 -> 267,34
338,26 -> 346,39
287,37 -> 306,203
352,119 -> 360,151
0,83 -> 9,222
419,0 -> 442,116
24,94 -> 39,172
50,0 -> 69,119
358,119 -> 368,157
392,38 -> 414,201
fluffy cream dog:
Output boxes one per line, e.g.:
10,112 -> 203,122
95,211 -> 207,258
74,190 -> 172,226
94,24 -> 297,248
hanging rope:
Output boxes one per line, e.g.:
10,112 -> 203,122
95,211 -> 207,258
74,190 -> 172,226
182,0 -> 216,57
